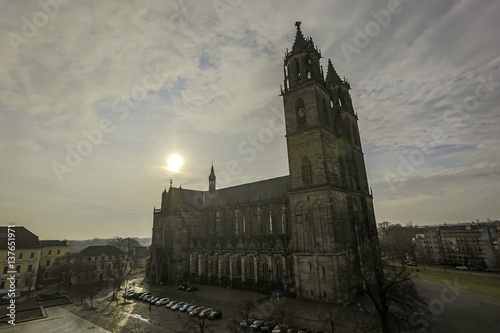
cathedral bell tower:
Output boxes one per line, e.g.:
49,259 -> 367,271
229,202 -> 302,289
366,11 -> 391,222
281,23 -> 379,302
281,22 -> 340,191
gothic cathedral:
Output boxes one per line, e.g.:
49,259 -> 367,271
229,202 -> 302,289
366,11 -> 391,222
151,23 -> 379,303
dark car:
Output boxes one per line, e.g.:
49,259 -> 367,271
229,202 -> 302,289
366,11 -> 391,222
122,290 -> 136,299
208,310 -> 222,320
177,284 -> 188,290
250,319 -> 264,331
134,292 -> 146,299
260,320 -> 278,332
272,289 -> 284,299
198,307 -> 213,318
138,293 -> 151,300
272,324 -> 289,333
186,286 -> 199,292
240,317 -> 256,328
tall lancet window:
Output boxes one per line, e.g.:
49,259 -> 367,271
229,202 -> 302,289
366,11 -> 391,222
302,156 -> 313,185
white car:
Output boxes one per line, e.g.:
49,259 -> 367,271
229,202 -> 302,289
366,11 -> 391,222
2,291 -> 20,300
155,297 -> 170,305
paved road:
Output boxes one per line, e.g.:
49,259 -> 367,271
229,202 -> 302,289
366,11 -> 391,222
414,279 -> 500,333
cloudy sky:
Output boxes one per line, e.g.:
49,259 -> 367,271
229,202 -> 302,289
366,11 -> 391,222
1,0 -> 499,240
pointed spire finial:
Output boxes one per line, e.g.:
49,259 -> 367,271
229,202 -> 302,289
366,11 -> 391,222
295,21 -> 301,30
169,179 -> 173,188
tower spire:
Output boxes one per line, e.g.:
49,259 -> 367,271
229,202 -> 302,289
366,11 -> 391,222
209,164 -> 216,193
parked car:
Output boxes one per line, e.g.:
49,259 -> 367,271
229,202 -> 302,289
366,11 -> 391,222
142,295 -> 152,302
250,319 -> 264,330
186,286 -> 199,292
272,289 -> 284,299
149,296 -> 160,304
171,302 -> 186,311
272,324 -> 289,333
138,293 -> 151,300
134,292 -> 146,299
166,300 -> 179,309
208,310 -> 222,320
190,306 -> 205,316
186,304 -> 198,313
122,290 -> 136,299
177,284 -> 188,291
179,303 -> 192,312
155,297 -> 170,305
198,307 -> 213,318
455,266 -> 468,270
240,317 -> 256,328
2,291 -> 20,300
260,320 -> 278,332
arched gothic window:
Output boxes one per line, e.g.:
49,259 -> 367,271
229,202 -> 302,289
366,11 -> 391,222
249,258 -> 255,278
262,261 -> 269,279
276,259 -> 283,278
301,156 -> 313,185
294,59 -> 301,80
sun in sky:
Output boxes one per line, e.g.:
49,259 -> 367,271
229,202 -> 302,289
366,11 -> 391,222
166,154 -> 183,172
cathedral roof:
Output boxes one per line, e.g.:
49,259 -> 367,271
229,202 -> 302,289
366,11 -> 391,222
208,175 -> 289,206
164,176 -> 289,211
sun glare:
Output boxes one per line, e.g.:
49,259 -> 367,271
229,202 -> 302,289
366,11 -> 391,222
167,154 -> 183,172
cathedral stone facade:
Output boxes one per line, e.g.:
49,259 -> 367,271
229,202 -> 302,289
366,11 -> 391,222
151,23 -> 379,303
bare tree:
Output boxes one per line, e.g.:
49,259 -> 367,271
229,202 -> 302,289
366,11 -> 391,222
79,262 -> 98,309
107,237 -> 140,301
184,315 -> 215,333
379,223 -> 417,269
50,252 -> 84,290
345,257 -> 429,333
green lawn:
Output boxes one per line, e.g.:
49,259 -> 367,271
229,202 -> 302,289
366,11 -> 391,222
412,267 -> 500,299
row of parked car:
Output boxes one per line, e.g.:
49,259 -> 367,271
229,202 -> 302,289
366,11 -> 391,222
122,289 -> 222,320
239,317 -> 321,333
